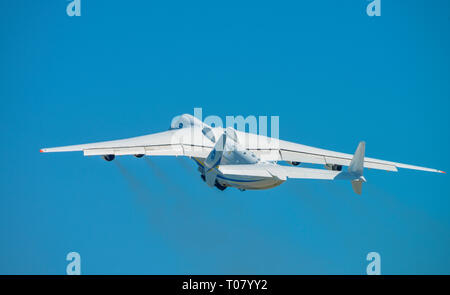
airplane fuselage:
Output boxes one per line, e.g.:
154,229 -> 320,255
192,139 -> 286,191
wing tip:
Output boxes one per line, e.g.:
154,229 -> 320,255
439,170 -> 446,174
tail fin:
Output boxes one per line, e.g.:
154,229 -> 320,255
349,141 -> 365,175
349,141 -> 366,195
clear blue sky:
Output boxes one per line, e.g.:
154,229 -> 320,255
1,1 -> 449,274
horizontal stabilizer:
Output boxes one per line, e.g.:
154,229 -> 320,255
217,164 -> 342,180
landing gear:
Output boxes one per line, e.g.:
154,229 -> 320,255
325,164 -> 342,171
134,154 -> 144,158
214,181 -> 227,191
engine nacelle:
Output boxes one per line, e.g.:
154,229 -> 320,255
134,154 -> 144,158
103,154 -> 115,161
325,164 -> 342,171
288,161 -> 301,166
169,114 -> 204,130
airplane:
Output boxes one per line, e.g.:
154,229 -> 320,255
40,114 -> 445,194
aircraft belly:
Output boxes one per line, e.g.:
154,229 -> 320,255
192,157 -> 284,190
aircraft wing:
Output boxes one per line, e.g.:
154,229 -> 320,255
231,130 -> 444,174
272,139 -> 445,173
40,127 -> 214,158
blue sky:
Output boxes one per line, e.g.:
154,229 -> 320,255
1,0 -> 449,274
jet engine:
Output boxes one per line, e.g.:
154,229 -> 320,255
103,154 -> 115,161
325,164 -> 342,171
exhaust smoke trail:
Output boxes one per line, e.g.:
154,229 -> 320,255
115,160 -> 149,203
176,156 -> 195,173
144,157 -> 186,197
114,160 -> 166,230
143,157 -> 227,250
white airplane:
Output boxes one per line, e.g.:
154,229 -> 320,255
40,114 -> 445,194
